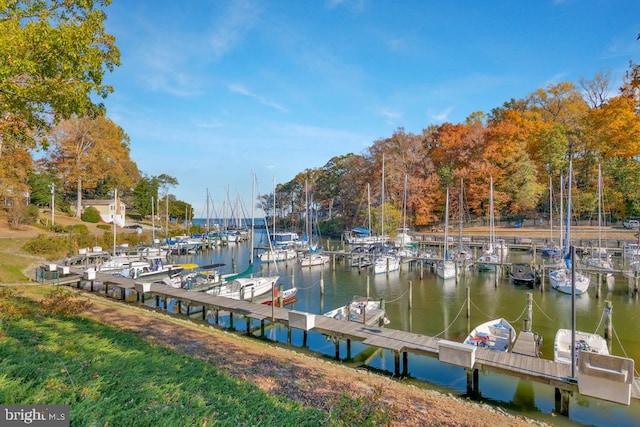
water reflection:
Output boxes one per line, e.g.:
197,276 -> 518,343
169,233 -> 640,426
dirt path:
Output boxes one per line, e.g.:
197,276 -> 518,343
70,292 -> 546,426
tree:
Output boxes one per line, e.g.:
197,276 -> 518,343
46,115 -> 139,217
0,0 -> 120,163
132,175 -> 160,216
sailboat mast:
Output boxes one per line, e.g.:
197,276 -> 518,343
272,177 -> 276,238
250,174 -> 255,262
367,183 -> 371,234
381,154 -> 385,238
489,176 -> 495,248
564,162 -> 573,259
549,175 -> 553,243
151,196 -> 155,243
597,163 -> 602,255
444,187 -> 450,259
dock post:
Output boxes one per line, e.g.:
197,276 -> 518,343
229,312 -> 234,329
604,300 -> 613,341
366,276 -> 370,299
303,330 -> 308,347
473,369 -> 479,396
155,295 -> 160,308
214,309 -> 219,325
334,339 -> 340,360
555,388 -> 571,417
346,339 -> 351,360
408,281 -> 413,309
596,273 -> 602,298
466,287 -> 470,318
394,351 -> 400,376
287,327 -> 292,345
455,262 -> 459,285
246,317 -> 251,335
540,266 -> 545,293
420,260 -> 424,280
278,283 -> 284,307
466,369 -> 479,396
260,320 -> 265,337
402,351 -> 408,376
202,306 -> 207,321
523,292 -> 533,333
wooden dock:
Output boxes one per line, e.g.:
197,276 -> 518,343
46,266 -> 640,415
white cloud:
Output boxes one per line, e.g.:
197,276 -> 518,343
427,107 -> 453,122
209,0 -> 262,59
227,83 -> 289,112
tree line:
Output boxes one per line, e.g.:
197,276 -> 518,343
269,71 -> 640,236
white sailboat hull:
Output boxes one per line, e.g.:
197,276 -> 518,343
549,268 -> 590,295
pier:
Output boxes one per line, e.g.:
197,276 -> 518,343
41,265 -> 640,417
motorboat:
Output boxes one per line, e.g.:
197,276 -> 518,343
464,318 -> 516,352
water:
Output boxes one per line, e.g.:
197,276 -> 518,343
166,230 -> 640,426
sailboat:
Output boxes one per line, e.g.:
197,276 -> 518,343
373,154 -> 400,274
449,178 -> 472,267
436,187 -> 456,280
549,161 -> 590,295
300,180 -> 330,267
583,164 -> 613,277
477,176 -> 500,271
541,175 -> 563,259
206,175 -> 279,300
258,178 -> 297,262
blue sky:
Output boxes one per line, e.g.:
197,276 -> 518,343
102,0 -> 640,218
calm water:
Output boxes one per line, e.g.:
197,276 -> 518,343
166,230 -> 640,427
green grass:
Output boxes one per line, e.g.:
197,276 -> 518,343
0,298 -> 329,426
0,238 -> 37,283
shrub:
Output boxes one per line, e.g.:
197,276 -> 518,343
22,235 -> 67,259
81,206 -> 101,223
51,223 -> 68,233
329,385 -> 397,426
0,287 -> 27,322
39,287 -> 92,317
97,224 -> 111,230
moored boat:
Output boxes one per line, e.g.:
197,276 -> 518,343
509,263 -> 537,288
324,296 -> 388,326
261,287 -> 298,306
553,328 -> 609,365
464,318 -> 516,352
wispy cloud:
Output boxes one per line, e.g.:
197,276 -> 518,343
228,83 -> 289,112
378,107 -> 403,125
209,0 -> 262,59
427,107 -> 453,123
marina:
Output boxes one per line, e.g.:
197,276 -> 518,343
42,229 -> 640,426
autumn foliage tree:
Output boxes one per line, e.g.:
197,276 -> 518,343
0,0 -> 119,204
46,115 -> 140,217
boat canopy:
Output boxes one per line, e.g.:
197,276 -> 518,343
352,227 -> 371,236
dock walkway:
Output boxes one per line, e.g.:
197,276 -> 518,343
48,266 -> 639,414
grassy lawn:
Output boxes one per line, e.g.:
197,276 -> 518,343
0,287 -> 329,426
0,238 -> 39,283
